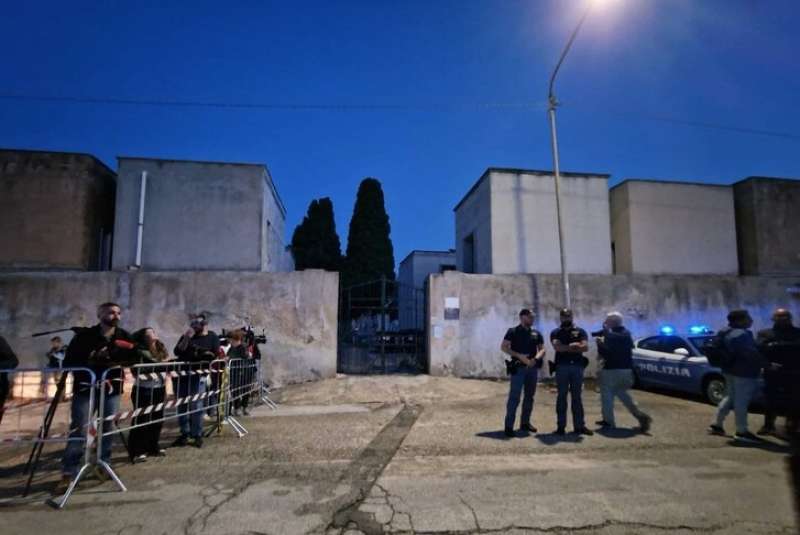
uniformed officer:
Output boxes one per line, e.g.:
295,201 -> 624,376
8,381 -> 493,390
501,309 -> 545,437
757,308 -> 800,436
550,308 -> 593,436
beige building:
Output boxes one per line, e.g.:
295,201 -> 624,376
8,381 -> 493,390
454,167 -> 613,274
610,179 -> 738,274
0,149 -> 116,271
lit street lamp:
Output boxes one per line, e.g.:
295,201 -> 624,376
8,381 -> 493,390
547,3 -> 595,309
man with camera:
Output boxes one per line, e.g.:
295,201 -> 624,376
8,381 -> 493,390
57,302 -> 136,494
173,314 -> 221,448
501,309 -> 545,438
594,312 -> 652,432
550,308 -> 593,436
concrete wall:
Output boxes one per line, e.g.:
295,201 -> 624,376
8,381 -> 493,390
398,250 -> 455,329
0,150 -> 116,271
0,270 -> 338,386
428,271 -> 799,378
734,177 -> 800,276
611,181 -> 738,274
454,172 -> 492,273
113,158 -> 291,272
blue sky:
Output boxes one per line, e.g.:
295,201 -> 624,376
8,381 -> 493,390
1,0 -> 798,267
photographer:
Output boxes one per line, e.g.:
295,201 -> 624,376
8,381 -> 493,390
228,329 -> 253,417
500,309 -> 545,438
550,308 -> 593,436
57,302 -> 136,494
172,314 -> 220,448
594,312 -> 652,432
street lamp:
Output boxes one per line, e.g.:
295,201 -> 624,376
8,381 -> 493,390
547,2 -> 596,309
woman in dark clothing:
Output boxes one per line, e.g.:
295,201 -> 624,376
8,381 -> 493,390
228,330 -> 253,417
128,327 -> 169,462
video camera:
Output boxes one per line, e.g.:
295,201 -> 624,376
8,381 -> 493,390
219,325 -> 267,359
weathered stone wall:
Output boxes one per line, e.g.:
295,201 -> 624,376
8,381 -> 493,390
428,271 -> 800,378
0,270 -> 338,386
0,150 -> 116,271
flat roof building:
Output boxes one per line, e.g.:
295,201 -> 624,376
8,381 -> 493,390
610,179 -> 738,274
734,176 -> 800,276
398,249 -> 456,330
112,157 -> 292,272
454,167 -> 612,274
0,149 -> 116,271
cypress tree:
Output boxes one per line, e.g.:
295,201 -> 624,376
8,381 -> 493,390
342,178 -> 395,288
291,197 -> 342,271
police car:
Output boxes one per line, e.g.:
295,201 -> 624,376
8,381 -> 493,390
631,326 -> 729,405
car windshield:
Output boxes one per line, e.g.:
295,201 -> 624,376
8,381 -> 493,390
688,336 -> 715,356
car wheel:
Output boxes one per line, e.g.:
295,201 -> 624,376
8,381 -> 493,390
704,376 -> 726,405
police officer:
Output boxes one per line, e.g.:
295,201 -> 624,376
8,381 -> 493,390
550,308 -> 593,436
501,309 -> 545,437
757,308 -> 800,436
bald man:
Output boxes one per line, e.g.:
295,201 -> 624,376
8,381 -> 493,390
757,308 -> 800,436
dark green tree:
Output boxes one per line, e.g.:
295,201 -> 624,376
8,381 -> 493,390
342,178 -> 395,288
291,197 -> 342,271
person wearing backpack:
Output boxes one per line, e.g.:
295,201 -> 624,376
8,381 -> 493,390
708,309 -> 768,443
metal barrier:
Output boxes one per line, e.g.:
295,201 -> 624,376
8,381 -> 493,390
1,357 -> 266,508
228,357 -> 259,429
255,358 -> 279,410
0,367 -> 97,508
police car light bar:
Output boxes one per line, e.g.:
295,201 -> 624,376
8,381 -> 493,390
689,325 -> 711,334
660,326 -> 675,335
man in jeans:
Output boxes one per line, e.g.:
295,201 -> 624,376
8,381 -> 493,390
57,302 -> 135,494
594,312 -> 652,432
500,309 -> 545,437
550,308 -> 593,436
173,314 -> 220,448
708,309 -> 767,443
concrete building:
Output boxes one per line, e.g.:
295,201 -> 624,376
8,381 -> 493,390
112,157 -> 293,272
0,149 -> 116,271
610,179 -> 738,274
398,249 -> 456,329
454,167 -> 612,275
734,176 -> 800,276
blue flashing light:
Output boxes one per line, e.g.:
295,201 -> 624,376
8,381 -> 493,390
660,325 -> 675,336
689,325 -> 710,334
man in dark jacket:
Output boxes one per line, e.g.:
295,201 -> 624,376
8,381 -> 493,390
0,335 -> 19,424
595,312 -> 652,432
58,302 -> 136,493
172,314 -> 220,448
708,309 -> 767,443
757,308 -> 800,436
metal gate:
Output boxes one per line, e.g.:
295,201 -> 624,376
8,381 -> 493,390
337,277 -> 427,374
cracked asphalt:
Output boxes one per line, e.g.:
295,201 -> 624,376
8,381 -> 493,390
1,375 -> 797,534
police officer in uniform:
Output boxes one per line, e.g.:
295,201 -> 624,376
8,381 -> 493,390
501,309 -> 545,437
757,308 -> 800,436
550,308 -> 593,436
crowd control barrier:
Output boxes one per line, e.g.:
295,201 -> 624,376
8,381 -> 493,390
0,367 -> 97,508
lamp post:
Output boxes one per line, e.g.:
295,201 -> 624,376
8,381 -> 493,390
547,3 -> 593,309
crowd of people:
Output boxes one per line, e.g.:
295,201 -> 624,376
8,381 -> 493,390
0,302 -> 260,496
501,307 -> 799,442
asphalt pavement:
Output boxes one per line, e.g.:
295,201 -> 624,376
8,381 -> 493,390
0,375 -> 796,534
